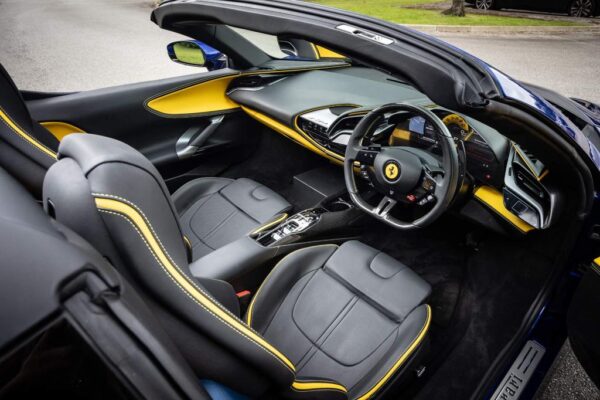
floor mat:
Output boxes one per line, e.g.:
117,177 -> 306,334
362,216 -> 552,400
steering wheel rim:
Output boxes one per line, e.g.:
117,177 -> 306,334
344,103 -> 460,229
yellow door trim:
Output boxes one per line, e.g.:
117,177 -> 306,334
0,107 -> 57,160
40,121 -> 85,141
473,186 -> 535,234
94,196 -> 296,372
146,74 -> 241,117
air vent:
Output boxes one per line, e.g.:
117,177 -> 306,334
513,143 -> 545,178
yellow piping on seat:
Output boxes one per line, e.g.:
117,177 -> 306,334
0,107 -> 57,159
94,196 -> 296,372
355,305 -> 432,400
40,121 -> 85,141
292,380 -> 347,393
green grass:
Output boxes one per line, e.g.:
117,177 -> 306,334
308,0 -> 582,26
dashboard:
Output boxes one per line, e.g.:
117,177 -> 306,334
227,66 -> 560,233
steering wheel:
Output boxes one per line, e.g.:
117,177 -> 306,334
344,103 -> 460,229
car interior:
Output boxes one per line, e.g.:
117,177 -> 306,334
0,19 -> 597,400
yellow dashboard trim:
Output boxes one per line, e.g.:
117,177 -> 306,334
40,121 -> 85,141
147,74 -> 241,116
242,106 -> 345,165
473,186 -> 534,234
315,45 -> 346,59
145,64 -> 350,117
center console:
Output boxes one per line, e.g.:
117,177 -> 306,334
190,167 -> 366,290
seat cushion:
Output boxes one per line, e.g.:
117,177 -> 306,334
246,241 -> 432,399
173,177 -> 291,260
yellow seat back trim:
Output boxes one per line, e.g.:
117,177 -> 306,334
0,107 -> 57,159
40,121 -> 85,141
473,186 -> 534,234
292,380 -> 347,393
94,196 -> 295,372
356,305 -> 432,400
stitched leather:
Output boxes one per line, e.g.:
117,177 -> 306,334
174,177 -> 291,261
248,241 -> 432,399
0,64 -> 59,197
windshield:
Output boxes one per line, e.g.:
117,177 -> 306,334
230,27 -> 289,59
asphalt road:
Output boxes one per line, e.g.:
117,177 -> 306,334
0,0 -> 599,399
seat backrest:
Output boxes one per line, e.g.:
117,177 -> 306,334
43,134 -> 297,397
0,64 -> 59,197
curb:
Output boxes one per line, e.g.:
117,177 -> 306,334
403,24 -> 600,36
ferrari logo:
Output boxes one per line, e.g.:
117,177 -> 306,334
385,163 -> 399,180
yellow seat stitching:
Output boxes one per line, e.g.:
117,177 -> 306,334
92,192 -> 237,318
0,105 -> 57,160
97,207 -> 295,372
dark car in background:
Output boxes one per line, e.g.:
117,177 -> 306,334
469,0 -> 598,17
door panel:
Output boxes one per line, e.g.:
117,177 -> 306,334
25,70 -> 259,189
567,258 -> 600,389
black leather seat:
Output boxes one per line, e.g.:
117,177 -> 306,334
43,134 -> 433,399
0,64 -> 59,197
173,177 -> 290,260
0,64 -> 289,260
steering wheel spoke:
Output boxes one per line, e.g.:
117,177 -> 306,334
374,196 -> 397,218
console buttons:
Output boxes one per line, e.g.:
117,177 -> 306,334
356,150 -> 377,165
422,178 -> 435,191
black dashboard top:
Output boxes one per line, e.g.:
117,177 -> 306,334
229,67 -> 431,126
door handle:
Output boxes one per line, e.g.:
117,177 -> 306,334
176,115 -> 224,160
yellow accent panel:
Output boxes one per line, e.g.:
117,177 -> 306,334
315,45 -> 346,59
94,196 -> 296,372
40,121 -> 85,141
146,65 -> 350,117
356,305 -> 432,400
442,113 -> 469,132
251,213 -> 288,235
146,75 -> 240,116
473,186 -> 534,234
183,235 -> 192,251
292,380 -> 347,393
389,128 -> 411,145
0,108 -> 57,159
241,106 -> 343,165
594,257 -> 600,266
